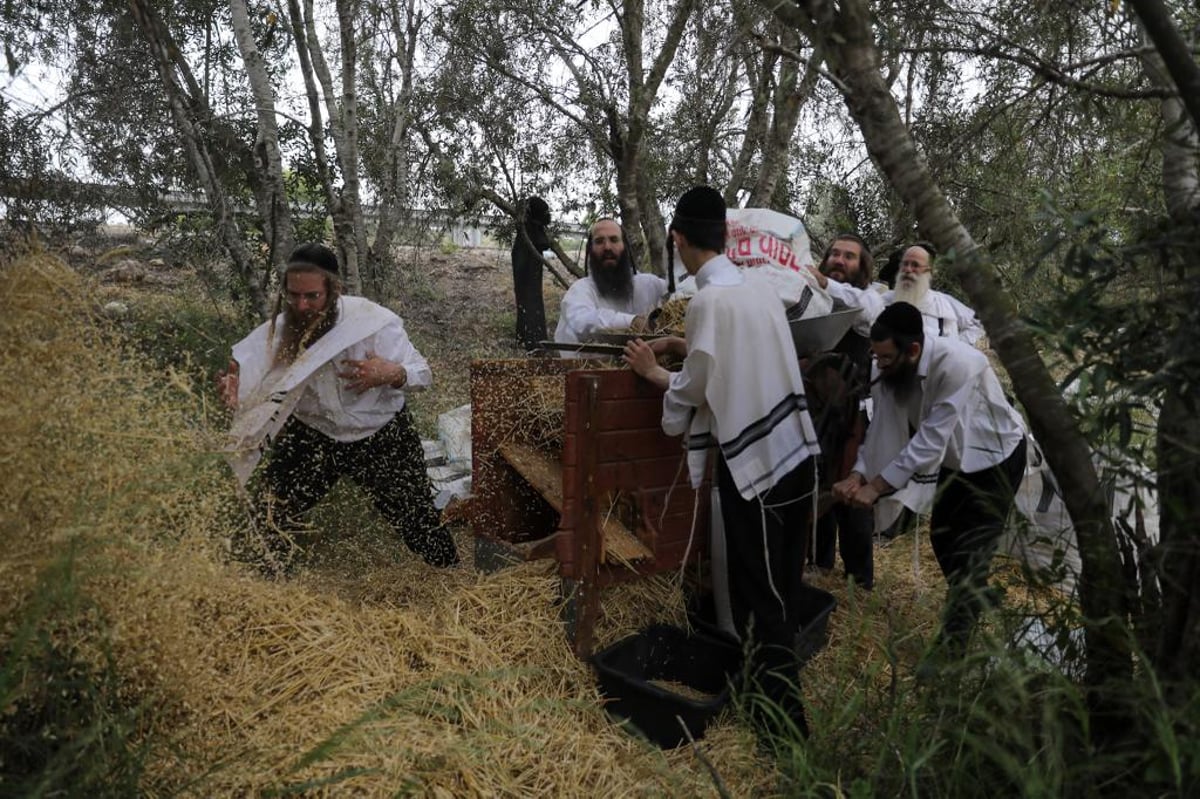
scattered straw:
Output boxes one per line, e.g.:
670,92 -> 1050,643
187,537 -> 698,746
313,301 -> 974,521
4,248 -> 1059,797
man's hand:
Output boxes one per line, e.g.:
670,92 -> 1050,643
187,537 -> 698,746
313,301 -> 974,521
806,264 -> 828,289
845,474 -> 895,509
648,336 -> 687,359
832,472 -> 865,503
623,338 -> 669,389
338,351 -> 406,394
849,484 -> 882,509
216,359 -> 240,410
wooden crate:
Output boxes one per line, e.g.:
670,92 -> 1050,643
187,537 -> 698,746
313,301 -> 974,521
469,359 -> 711,656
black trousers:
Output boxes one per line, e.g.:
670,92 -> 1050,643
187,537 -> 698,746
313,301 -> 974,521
254,408 -> 459,569
929,437 -> 1027,649
813,503 -> 875,588
718,454 -> 815,737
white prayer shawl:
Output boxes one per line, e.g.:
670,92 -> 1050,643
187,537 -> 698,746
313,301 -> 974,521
855,336 -> 1025,531
884,289 -> 984,345
553,273 -> 668,352
662,255 -> 820,500
223,296 -> 400,486
826,281 -> 984,345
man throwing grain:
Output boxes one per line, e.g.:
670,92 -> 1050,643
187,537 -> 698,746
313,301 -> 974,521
216,243 -> 458,576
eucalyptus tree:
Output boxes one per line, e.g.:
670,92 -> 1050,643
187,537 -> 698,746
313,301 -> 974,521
357,0 -> 424,289
127,0 -> 269,312
432,0 -> 697,273
761,0 -> 1200,704
1125,0 -> 1200,689
229,0 -> 295,271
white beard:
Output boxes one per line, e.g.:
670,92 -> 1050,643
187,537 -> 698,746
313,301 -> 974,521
892,271 -> 932,309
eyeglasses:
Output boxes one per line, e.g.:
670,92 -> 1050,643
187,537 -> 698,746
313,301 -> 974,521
873,351 -> 900,368
286,290 -> 326,305
899,259 -> 930,272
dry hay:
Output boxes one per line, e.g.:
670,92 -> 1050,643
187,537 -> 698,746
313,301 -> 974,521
4,248 -> 1066,796
0,248 -> 777,796
654,297 -> 691,335
512,373 -> 567,449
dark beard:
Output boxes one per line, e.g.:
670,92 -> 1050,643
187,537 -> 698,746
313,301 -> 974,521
277,302 -> 338,365
881,359 -> 920,401
592,259 -> 634,302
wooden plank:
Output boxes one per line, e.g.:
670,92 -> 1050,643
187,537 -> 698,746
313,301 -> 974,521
601,521 -> 654,565
499,441 -> 651,566
497,441 -> 564,512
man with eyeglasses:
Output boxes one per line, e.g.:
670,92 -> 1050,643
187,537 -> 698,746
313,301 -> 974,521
833,302 -> 1026,662
216,243 -> 458,577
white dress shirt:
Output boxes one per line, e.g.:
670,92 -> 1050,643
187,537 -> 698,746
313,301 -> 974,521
855,335 -> 1025,494
290,301 -> 431,442
825,280 -> 984,344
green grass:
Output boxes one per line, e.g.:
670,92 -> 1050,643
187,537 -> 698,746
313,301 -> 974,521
0,548 -> 176,798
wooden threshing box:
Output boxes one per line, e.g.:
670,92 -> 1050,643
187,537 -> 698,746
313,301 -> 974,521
470,359 -> 711,656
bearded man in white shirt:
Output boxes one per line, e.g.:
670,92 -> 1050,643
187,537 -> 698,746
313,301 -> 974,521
216,243 -> 458,577
833,302 -> 1027,656
811,241 -> 984,346
624,186 -> 820,742
552,218 -> 667,349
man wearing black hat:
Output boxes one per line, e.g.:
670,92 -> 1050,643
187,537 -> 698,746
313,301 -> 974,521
552,217 -> 667,349
833,302 -> 1026,658
216,243 -> 459,577
624,186 -> 820,741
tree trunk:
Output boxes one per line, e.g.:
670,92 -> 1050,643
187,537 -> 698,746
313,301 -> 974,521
1137,23 -> 1200,689
229,0 -> 295,271
750,40 -> 820,208
368,0 -> 422,287
337,0 -> 368,284
302,0 -> 364,294
770,0 -> 1132,689
127,0 -> 266,315
617,0 -> 694,275
725,48 -> 774,205
1127,0 -> 1200,133
287,0 -> 339,230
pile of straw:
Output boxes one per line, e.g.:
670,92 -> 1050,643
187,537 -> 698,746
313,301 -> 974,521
654,297 -> 690,335
0,249 -> 772,796
2,248 -> 1064,796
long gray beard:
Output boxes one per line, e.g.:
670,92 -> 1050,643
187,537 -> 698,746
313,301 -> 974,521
893,271 -> 932,309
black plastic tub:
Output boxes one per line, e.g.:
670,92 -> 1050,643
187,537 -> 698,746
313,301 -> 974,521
591,624 -> 743,749
687,582 -> 837,665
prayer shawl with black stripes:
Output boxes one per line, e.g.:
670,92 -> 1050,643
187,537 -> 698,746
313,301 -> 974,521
661,255 -> 820,500
223,296 -> 397,486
